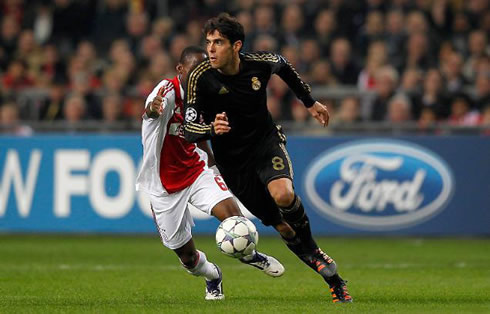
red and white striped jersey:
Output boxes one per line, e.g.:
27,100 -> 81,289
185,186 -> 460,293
136,76 -> 207,196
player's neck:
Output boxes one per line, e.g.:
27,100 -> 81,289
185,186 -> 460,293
218,55 -> 241,76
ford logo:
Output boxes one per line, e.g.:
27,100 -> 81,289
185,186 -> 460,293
304,140 -> 454,230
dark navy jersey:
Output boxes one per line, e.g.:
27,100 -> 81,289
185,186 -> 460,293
183,51 -> 315,168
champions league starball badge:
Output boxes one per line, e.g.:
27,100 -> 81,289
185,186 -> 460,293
185,107 -> 198,122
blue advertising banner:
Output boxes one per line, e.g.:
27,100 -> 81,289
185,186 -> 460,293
0,135 -> 489,235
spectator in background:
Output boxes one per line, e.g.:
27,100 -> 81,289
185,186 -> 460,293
448,96 -> 480,126
75,40 -> 105,79
186,20 -> 204,46
125,11 -> 149,55
38,79 -> 66,121
51,0 -> 95,53
252,34 -> 278,53
442,52 -> 467,94
385,10 -> 406,70
420,68 -> 449,119
101,93 -> 126,123
91,0 -> 128,56
336,97 -> 362,124
291,99 -> 310,123
267,75 -> 295,121
0,101 -> 33,136
417,106 -> 438,133
69,72 -> 101,120
250,5 -> 278,41
309,60 -> 337,87
399,68 -> 422,118
39,43 -> 66,85
236,10 -> 254,51
402,32 -> 434,72
279,4 -> 305,48
429,0 -> 453,37
138,34 -> 163,67
63,94 -> 87,124
15,30 -> 43,83
1,59 -> 34,94
480,104 -> 490,134
24,1 -> 52,45
358,41 -> 388,91
450,13 -> 471,56
267,95 -> 282,121
356,10 -> 385,59
100,68 -> 126,98
465,0 -> 489,29
472,73 -> 490,111
145,51 -> 173,84
0,15 -> 21,67
151,17 -> 175,48
299,39 -> 321,80
313,9 -> 338,56
169,34 -> 190,63
329,38 -> 360,85
387,93 -> 412,124
369,65 -> 398,121
463,30 -> 488,83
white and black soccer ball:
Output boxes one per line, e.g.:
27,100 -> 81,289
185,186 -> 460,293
215,216 -> 258,258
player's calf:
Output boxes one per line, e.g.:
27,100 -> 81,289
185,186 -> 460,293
278,195 -> 318,252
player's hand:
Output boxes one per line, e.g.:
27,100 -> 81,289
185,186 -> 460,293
212,112 -> 231,135
147,83 -> 172,118
307,101 -> 330,127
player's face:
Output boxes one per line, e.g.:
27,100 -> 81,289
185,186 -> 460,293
206,30 -> 239,70
177,53 -> 207,85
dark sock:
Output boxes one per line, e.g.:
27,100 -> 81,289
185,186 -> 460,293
279,196 -> 318,252
280,233 -> 305,257
325,273 -> 343,288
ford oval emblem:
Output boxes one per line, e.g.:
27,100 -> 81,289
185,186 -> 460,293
304,140 -> 454,230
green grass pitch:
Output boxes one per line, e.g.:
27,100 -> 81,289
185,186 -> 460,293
0,235 -> 489,313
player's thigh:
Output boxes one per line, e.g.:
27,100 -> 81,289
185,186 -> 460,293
149,191 -> 194,250
188,168 -> 235,216
221,168 -> 282,227
256,126 -> 294,185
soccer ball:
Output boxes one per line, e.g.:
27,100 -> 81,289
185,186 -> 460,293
215,216 -> 259,258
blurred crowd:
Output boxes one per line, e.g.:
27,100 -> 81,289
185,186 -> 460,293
0,0 -> 489,135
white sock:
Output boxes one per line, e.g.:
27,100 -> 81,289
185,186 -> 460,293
183,250 -> 219,281
240,250 -> 257,262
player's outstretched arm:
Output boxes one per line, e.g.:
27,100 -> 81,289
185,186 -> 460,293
307,101 -> 330,126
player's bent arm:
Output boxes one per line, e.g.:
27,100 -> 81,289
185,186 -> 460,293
269,53 -> 316,108
183,119 -> 214,143
143,80 -> 174,121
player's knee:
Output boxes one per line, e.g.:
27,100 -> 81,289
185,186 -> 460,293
270,189 -> 295,207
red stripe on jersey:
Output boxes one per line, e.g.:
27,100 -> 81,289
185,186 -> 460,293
159,76 -> 205,193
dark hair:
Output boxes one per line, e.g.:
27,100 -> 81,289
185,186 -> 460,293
179,45 -> 207,64
203,12 -> 245,46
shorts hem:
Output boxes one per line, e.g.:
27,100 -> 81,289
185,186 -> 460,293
265,174 -> 292,186
207,194 -> 233,216
163,233 -> 193,250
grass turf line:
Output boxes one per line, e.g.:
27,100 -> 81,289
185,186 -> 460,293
0,235 -> 489,313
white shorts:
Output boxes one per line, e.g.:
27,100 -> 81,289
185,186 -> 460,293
149,168 -> 233,250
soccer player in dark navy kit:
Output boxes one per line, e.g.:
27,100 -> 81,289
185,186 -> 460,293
183,13 -> 352,303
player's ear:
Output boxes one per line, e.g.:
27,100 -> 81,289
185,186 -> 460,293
233,40 -> 242,53
176,64 -> 183,74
